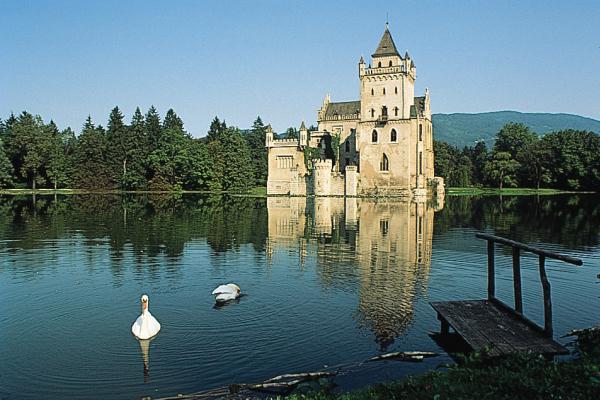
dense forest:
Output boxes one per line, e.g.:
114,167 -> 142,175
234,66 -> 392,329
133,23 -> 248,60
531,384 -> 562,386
1,108 -> 599,191
0,107 -> 269,191
434,123 -> 600,190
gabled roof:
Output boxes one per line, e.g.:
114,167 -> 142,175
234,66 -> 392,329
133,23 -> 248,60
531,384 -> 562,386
372,27 -> 400,58
324,101 -> 361,119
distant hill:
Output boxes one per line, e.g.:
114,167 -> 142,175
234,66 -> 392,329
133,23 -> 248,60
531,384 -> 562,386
432,111 -> 600,148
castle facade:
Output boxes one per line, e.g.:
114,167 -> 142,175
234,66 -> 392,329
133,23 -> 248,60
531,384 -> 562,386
266,25 -> 444,198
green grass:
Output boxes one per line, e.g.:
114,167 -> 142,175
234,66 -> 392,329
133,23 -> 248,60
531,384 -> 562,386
0,187 -> 269,197
447,187 -> 582,196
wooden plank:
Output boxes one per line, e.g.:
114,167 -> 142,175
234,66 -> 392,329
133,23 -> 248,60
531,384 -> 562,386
431,300 -> 567,356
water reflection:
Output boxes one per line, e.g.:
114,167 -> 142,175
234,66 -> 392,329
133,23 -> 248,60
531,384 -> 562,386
267,197 -> 440,350
138,338 -> 153,382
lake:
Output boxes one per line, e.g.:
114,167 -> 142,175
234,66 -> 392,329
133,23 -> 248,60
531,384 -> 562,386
0,194 -> 598,399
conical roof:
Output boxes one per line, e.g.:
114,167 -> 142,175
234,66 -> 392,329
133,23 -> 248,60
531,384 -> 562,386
372,26 -> 400,58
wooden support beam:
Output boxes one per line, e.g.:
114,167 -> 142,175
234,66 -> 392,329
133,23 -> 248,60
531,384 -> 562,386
512,247 -> 523,314
487,241 -> 495,299
539,255 -> 553,337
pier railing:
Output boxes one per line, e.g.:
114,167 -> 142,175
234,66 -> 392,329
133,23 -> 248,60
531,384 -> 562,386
475,233 -> 583,338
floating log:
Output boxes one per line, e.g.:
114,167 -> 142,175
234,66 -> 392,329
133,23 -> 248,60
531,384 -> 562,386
562,326 -> 600,338
368,351 -> 438,362
265,371 -> 336,383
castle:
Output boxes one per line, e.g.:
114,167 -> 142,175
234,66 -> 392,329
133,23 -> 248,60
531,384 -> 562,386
266,25 -> 444,198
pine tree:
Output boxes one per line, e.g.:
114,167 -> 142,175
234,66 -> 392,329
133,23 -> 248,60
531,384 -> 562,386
245,116 -> 268,186
74,116 -> 112,188
145,106 -> 162,152
0,138 -> 14,188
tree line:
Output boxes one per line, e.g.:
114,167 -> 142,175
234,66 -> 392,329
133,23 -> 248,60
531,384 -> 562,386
2,110 -> 598,192
434,123 -> 600,190
0,107 -> 272,191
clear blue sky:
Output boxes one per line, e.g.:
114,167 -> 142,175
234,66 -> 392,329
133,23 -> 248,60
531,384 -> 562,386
1,0 -> 599,137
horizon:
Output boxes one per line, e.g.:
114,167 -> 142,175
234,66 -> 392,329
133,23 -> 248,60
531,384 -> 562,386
2,0 -> 599,136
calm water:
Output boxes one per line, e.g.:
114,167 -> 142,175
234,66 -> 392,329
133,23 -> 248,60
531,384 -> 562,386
0,194 -> 598,399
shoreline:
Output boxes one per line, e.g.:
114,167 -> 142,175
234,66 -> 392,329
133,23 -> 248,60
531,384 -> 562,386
0,187 -> 595,197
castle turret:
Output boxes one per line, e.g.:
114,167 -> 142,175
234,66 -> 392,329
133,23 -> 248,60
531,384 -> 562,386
265,124 -> 274,147
299,121 -> 308,147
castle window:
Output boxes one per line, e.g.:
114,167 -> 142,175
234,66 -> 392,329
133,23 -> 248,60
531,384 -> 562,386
419,124 -> 423,141
372,130 -> 378,143
380,153 -> 389,171
395,87 -> 398,94
383,88 -> 386,95
389,60 -> 393,67
394,107 -> 399,116
378,61 -> 382,68
370,109 -> 375,118
381,106 -> 388,117
276,155 -> 293,169
371,88 -> 374,96
345,141 -> 350,152
419,151 -> 423,174
390,129 -> 397,142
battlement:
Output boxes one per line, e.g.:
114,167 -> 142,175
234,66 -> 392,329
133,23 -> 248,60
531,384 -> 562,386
313,159 -> 333,170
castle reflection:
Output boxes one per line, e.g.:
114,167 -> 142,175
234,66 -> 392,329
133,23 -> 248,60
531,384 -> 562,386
267,196 -> 443,350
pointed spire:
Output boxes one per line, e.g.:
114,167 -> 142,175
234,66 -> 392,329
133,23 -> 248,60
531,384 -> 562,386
404,51 -> 410,59
359,55 -> 365,64
372,25 -> 400,58
300,121 -> 306,130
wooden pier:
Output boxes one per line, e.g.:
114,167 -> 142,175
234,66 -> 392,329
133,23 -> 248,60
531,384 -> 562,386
431,233 -> 583,357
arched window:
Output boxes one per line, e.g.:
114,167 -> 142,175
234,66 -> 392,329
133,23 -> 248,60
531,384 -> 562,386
383,88 -> 386,95
394,107 -> 399,116
389,60 -> 393,67
371,88 -> 374,96
381,106 -> 388,117
419,124 -> 423,141
378,61 -> 382,68
370,109 -> 375,118
390,129 -> 397,142
345,141 -> 350,152
395,87 -> 398,94
380,153 -> 389,171
372,130 -> 378,143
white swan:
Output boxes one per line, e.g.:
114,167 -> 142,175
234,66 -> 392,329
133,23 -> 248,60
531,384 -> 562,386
131,294 -> 161,340
212,283 -> 241,303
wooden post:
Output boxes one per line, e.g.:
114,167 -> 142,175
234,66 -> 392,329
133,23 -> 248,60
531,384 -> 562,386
539,255 -> 553,337
487,240 -> 495,300
512,247 -> 523,314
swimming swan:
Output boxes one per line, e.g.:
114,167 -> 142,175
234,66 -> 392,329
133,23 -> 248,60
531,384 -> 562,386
131,294 -> 161,340
212,283 -> 241,303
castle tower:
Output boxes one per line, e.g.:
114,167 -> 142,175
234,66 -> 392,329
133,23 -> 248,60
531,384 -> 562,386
359,24 -> 416,122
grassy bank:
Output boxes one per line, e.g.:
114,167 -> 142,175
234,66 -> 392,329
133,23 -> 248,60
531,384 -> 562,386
446,187 -> 588,196
0,187 -> 269,197
286,328 -> 600,400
